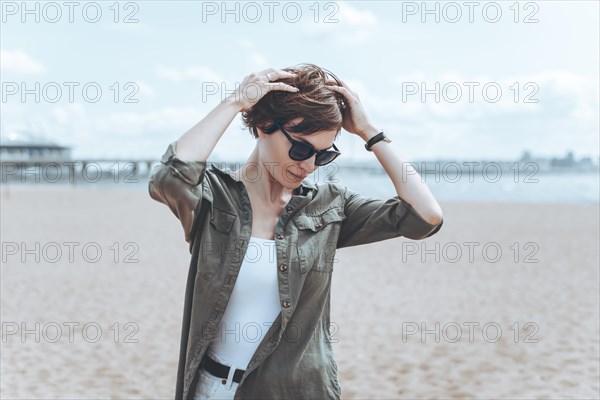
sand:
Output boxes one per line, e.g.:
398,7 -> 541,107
1,185 -> 598,399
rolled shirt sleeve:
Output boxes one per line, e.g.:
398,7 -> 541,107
336,186 -> 444,249
148,140 -> 207,245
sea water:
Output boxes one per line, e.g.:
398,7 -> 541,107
2,165 -> 598,204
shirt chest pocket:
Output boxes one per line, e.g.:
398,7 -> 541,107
293,207 -> 346,231
209,205 -> 237,234
293,207 -> 346,273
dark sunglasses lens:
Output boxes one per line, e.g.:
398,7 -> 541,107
290,143 -> 314,160
316,152 -> 338,166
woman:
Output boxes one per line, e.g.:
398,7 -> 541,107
149,63 -> 444,400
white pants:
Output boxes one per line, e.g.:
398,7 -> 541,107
194,350 -> 241,400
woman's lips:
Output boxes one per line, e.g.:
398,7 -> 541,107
289,172 -> 305,180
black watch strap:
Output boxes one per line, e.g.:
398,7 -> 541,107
364,131 -> 390,151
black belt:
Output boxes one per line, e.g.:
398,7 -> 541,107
200,352 -> 245,384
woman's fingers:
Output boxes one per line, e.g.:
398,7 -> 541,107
326,84 -> 354,103
261,69 -> 297,82
233,68 -> 299,111
327,79 -> 360,103
324,77 -> 346,85
261,69 -> 298,91
266,82 -> 300,92
325,77 -> 351,93
338,79 -> 359,98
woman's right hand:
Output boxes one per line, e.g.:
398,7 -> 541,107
227,68 -> 299,112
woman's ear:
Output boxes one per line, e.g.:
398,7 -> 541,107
256,121 -> 276,138
254,126 -> 267,138
254,125 -> 268,139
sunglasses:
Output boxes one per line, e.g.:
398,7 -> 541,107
274,122 -> 341,166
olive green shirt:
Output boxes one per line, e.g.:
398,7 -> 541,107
148,141 -> 444,400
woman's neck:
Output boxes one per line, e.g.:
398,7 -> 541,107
233,158 -> 294,207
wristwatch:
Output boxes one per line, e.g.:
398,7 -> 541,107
364,131 -> 391,151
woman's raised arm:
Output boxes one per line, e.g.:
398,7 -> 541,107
176,69 -> 299,162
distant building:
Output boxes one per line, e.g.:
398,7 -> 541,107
550,151 -> 576,168
0,130 -> 71,160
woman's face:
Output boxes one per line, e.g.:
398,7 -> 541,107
256,117 -> 338,189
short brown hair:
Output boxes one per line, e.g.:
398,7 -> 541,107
241,63 -> 347,139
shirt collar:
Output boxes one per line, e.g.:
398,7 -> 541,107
209,163 -> 317,196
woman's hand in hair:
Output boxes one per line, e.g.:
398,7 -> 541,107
227,68 -> 299,112
325,78 -> 377,139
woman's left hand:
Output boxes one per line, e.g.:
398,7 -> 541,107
325,78 -> 377,139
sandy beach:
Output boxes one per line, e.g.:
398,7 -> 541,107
1,185 -> 598,399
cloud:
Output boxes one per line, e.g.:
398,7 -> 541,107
100,106 -> 201,136
389,69 -> 598,121
36,104 -> 209,157
136,81 -> 156,98
300,1 -> 379,45
52,103 -> 86,124
153,65 -> 225,83
239,39 -> 254,50
337,1 -> 378,25
101,22 -> 154,34
0,49 -> 45,75
526,70 -> 599,121
236,39 -> 269,68
248,53 -> 268,68
329,69 -> 598,159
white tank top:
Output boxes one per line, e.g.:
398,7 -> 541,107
207,236 -> 281,371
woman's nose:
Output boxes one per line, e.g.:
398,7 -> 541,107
297,157 -> 317,174
300,155 -> 315,167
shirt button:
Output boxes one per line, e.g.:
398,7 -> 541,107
282,300 -> 291,308
315,222 -> 323,229
277,234 -> 284,240
286,206 -> 293,214
279,263 -> 287,272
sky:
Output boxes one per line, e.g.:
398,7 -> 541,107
1,0 -> 598,162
